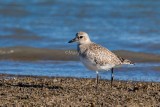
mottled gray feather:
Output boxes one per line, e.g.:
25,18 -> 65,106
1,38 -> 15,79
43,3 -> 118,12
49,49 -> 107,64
78,42 -> 122,66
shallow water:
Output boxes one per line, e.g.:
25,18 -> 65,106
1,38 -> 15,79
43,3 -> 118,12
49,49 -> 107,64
0,60 -> 160,82
0,0 -> 160,82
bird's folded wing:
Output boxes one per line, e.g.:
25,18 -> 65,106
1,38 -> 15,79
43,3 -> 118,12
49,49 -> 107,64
85,43 -> 122,66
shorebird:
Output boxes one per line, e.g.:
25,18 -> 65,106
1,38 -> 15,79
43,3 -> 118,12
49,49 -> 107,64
68,32 -> 133,87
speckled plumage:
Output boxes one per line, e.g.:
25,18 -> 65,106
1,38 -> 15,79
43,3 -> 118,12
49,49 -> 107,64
69,31 -> 132,71
78,42 -> 122,71
69,31 -> 133,87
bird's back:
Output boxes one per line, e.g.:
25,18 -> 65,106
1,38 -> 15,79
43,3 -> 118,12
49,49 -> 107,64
78,42 -> 125,71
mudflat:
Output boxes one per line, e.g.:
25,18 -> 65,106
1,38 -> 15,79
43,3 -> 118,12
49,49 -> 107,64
0,74 -> 160,107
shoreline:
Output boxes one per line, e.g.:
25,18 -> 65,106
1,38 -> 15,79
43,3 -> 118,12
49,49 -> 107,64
0,46 -> 160,62
0,74 -> 160,106
0,73 -> 160,83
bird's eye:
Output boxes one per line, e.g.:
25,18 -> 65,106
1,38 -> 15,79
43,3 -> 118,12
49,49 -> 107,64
79,36 -> 83,39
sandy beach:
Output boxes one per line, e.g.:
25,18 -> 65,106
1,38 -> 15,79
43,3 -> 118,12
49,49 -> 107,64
0,74 -> 160,107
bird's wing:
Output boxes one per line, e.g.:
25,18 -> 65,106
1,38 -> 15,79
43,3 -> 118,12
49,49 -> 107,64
84,43 -> 122,66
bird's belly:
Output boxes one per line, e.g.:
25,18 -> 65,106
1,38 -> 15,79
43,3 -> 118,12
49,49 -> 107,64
80,57 -> 99,71
80,57 -> 114,71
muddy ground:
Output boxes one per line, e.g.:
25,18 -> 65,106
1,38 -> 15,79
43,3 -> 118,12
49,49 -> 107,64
0,74 -> 160,107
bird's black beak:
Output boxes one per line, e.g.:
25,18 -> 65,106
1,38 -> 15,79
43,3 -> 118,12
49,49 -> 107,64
68,38 -> 77,43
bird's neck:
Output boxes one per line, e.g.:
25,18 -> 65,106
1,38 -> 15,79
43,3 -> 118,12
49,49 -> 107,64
77,42 -> 92,54
78,40 -> 92,45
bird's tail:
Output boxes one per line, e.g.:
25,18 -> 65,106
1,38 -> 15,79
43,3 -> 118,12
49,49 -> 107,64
122,59 -> 134,65
117,56 -> 134,65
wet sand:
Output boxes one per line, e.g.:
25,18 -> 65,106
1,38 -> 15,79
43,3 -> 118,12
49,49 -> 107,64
0,74 -> 160,106
0,47 -> 160,63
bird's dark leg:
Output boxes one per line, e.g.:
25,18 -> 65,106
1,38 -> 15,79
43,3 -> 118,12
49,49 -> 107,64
111,68 -> 114,88
96,71 -> 99,89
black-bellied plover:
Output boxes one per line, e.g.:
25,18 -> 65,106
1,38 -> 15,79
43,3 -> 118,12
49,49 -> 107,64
68,31 -> 133,87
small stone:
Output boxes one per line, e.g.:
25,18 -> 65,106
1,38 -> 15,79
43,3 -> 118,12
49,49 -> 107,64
53,79 -> 58,82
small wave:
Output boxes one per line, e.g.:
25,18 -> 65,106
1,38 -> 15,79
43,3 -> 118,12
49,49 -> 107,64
0,6 -> 30,17
0,46 -> 159,63
0,27 -> 42,40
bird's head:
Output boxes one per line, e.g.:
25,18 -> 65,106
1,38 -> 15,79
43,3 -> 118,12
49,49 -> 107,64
68,32 -> 91,44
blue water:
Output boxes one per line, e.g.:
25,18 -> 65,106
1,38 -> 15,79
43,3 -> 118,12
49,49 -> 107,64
0,60 -> 160,82
0,0 -> 160,82
0,0 -> 160,53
